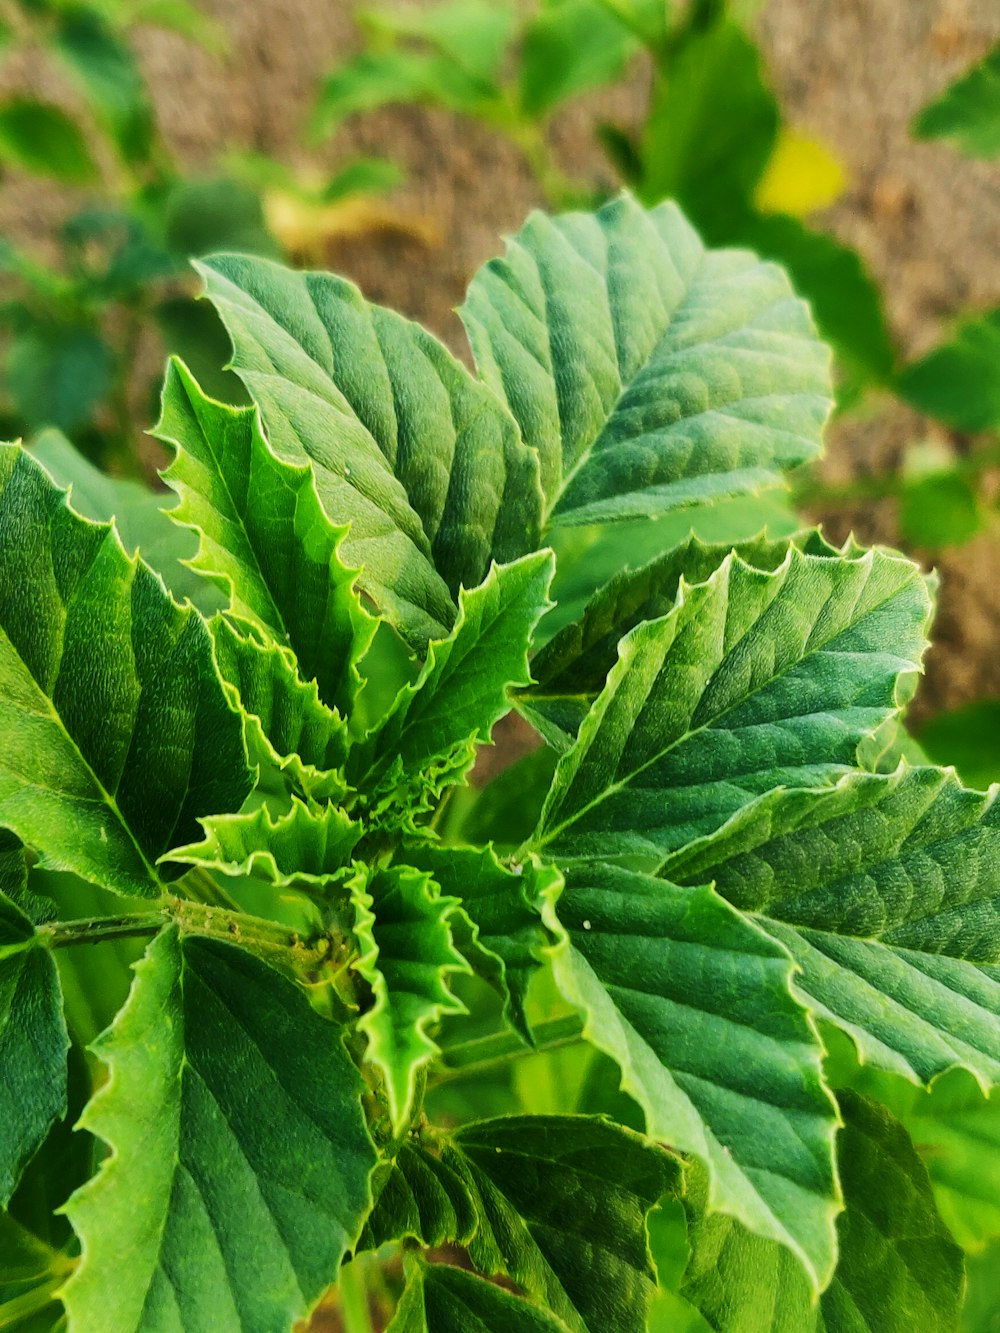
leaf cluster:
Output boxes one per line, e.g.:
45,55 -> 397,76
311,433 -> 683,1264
0,193 -> 997,1331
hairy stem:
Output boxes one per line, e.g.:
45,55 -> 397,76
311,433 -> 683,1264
38,898 -> 335,969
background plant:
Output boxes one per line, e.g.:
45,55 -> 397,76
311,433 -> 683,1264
2,192 -> 999,1331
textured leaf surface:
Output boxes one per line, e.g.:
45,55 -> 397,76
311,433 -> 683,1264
681,1092 -> 964,1333
349,553 -> 554,805
666,765 -> 1000,1087
461,194 -> 830,524
210,616 -> 350,798
63,927 -> 376,1333
913,43 -> 1000,158
349,865 -> 468,1130
158,359 -> 375,714
897,309 -> 1000,432
548,860 -> 839,1287
0,892 -> 68,1206
359,1140 -> 477,1251
444,1115 -> 679,1333
532,544 -> 930,864
197,253 -> 542,646
168,797 -> 361,890
0,1212 -> 72,1333
402,842 -> 563,1035
389,1258 -> 572,1333
0,445 -> 251,897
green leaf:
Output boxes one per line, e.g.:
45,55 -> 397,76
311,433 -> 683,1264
442,1114 -> 681,1333
349,863 -> 468,1131
532,543 -> 931,865
899,470 -> 981,549
401,842 -> 564,1035
665,765 -> 1000,1087
167,797 -> 361,889
0,1211 -> 72,1333
363,0 -> 517,84
548,859 -> 840,1289
681,1091 -> 965,1333
461,194 -> 831,524
52,10 -> 154,165
917,700 -> 1000,789
210,617 -> 350,799
897,309 -> 1000,432
519,0 -> 636,119
389,1257 -> 573,1333
637,23 -> 778,233
0,892 -> 68,1206
6,328 -> 113,434
157,359 -> 376,715
63,926 -> 377,1333
27,429 -> 215,613
163,177 -> 279,259
0,445 -> 251,898
913,42 -> 1000,159
733,213 -> 896,390
196,252 -> 543,646
349,552 -> 554,807
0,98 -> 98,185
359,1140 -> 477,1250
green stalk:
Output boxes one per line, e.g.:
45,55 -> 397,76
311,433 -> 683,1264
433,1013 -> 585,1084
339,1255 -> 375,1333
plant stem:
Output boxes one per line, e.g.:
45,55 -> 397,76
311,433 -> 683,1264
38,898 -> 334,969
432,1013 -> 585,1084
339,1255 -> 375,1333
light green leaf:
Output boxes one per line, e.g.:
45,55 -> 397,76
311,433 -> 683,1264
168,797 -> 361,890
0,892 -> 68,1206
349,864 -> 468,1131
549,859 -> 840,1289
157,359 -> 376,715
62,926 -> 376,1333
532,544 -> 931,865
519,0 -> 636,119
349,552 -> 554,809
665,765 -> 1000,1087
913,43 -> 1000,159
899,471 -> 981,550
388,1256 -> 573,1333
461,194 -> 831,525
401,842 -> 564,1035
363,0 -> 517,84
210,616 -> 350,799
681,1091 -> 965,1333
359,1140 -> 477,1250
196,252 -> 543,647
0,444 -> 251,898
443,1114 -> 681,1333
0,98 -> 98,185
897,309 -> 1000,432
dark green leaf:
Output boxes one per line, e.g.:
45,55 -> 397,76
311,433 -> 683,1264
899,471 -> 981,549
917,700 -> 1000,789
519,0 -> 636,119
389,1257 -> 573,1332
6,328 -> 113,434
913,43 -> 1000,159
0,98 -> 98,185
897,309 -> 1000,432
63,927 -> 377,1333
360,1140 -> 477,1250
53,10 -> 154,165
0,445 -> 252,897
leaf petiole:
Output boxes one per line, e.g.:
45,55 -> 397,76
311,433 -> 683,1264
432,1012 -> 585,1085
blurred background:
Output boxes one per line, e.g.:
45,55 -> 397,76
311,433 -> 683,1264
1,0 -> 1000,761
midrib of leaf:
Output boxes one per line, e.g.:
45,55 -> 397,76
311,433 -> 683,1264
533,550 -> 917,853
3,621 -> 163,893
